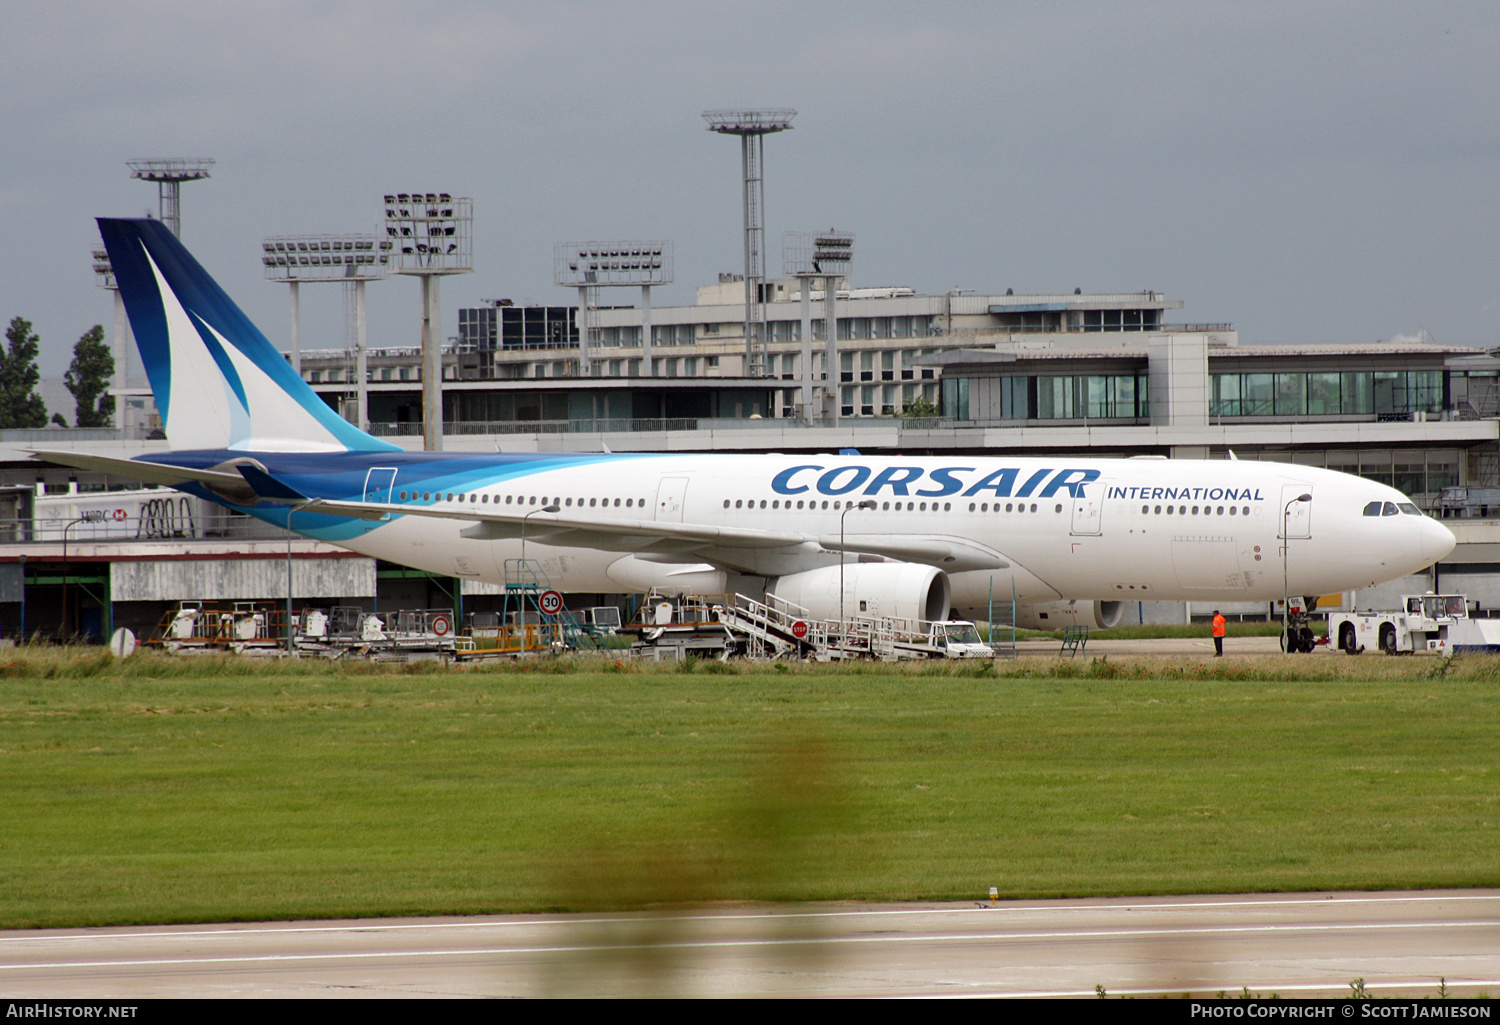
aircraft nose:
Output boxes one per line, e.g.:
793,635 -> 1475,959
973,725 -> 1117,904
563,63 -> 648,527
1421,516 -> 1456,564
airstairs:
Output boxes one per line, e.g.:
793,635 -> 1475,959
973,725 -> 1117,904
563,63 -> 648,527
623,592 -> 996,662
453,558 -> 580,658
714,593 -> 829,659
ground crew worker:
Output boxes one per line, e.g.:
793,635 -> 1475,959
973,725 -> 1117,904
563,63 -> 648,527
1212,609 -> 1226,657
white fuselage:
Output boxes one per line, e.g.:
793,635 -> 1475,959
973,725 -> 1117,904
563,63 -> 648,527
317,454 -> 1454,614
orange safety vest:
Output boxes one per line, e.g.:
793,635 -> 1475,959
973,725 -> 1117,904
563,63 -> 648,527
1212,614 -> 1226,637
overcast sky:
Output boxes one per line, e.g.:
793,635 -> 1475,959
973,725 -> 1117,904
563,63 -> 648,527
2,1 -> 1497,381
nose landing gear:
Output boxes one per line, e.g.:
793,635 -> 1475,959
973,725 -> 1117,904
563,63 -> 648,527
1281,595 -> 1318,653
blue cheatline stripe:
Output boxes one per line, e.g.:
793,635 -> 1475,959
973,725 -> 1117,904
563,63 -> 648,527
145,449 -> 662,539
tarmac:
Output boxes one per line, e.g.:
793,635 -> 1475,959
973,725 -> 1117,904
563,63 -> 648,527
1016,634 -> 1297,658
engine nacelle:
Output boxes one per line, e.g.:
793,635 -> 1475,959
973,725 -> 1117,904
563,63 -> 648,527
1015,599 -> 1125,631
771,563 -> 951,623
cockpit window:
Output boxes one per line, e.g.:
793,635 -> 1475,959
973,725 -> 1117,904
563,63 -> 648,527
1363,501 -> 1382,516
1382,502 -> 1399,516
1398,503 -> 1420,515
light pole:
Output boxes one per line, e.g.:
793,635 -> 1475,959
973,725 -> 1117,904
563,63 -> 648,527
520,503 -> 560,656
521,503 -> 561,568
384,193 -> 473,451
1281,492 -> 1313,652
839,500 -> 877,632
286,501 -> 309,656
61,516 -> 88,642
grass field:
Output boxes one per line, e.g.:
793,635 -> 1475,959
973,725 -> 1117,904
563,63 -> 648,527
0,649 -> 1496,928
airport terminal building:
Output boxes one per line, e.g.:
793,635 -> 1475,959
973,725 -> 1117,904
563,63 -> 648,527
6,274 -> 1499,640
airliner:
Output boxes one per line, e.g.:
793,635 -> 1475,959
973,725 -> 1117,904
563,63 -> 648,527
37,218 -> 1456,632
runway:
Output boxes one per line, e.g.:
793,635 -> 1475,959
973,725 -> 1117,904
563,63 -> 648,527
2,890 -> 1497,998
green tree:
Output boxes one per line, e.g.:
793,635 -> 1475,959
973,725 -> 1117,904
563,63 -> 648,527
65,325 -> 114,428
0,317 -> 48,429
900,396 -> 939,422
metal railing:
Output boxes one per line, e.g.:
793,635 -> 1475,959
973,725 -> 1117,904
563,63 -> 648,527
0,426 -> 163,443
2,514 -> 290,545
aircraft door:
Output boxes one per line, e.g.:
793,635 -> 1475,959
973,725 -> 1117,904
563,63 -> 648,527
1070,480 -> 1106,536
1280,485 -> 1313,538
363,467 -> 399,504
655,476 -> 689,522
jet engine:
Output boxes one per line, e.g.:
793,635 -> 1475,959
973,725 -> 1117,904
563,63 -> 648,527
771,563 -> 951,623
1015,599 -> 1125,631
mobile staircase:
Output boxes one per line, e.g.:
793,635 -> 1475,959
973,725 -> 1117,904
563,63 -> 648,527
714,593 -> 831,660
454,558 -> 573,659
623,591 -> 996,663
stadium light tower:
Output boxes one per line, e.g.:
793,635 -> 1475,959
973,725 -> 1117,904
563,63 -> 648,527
555,241 -> 673,377
127,158 -> 214,238
262,234 -> 393,430
784,229 -> 853,422
703,108 -> 795,379
384,193 -> 473,451
91,239 -> 133,421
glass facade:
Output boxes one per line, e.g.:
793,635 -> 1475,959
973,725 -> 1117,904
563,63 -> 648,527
943,374 -> 1149,420
1211,370 -> 1442,417
457,306 -> 576,351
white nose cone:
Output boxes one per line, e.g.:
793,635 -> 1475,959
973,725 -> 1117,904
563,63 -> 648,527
1421,517 -> 1456,565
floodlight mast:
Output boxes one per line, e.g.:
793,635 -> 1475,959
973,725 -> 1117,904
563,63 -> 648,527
126,158 -> 214,238
703,109 -> 795,379
262,235 -> 393,429
384,193 -> 473,451
91,244 -> 129,404
555,242 -> 674,377
783,229 -> 853,422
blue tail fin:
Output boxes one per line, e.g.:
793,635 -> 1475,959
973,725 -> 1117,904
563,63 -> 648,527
97,218 -> 399,454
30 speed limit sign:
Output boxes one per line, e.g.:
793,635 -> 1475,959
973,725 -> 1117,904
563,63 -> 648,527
538,589 -> 564,615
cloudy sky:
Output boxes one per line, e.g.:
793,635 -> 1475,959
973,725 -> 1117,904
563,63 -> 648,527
2,1 -> 1497,380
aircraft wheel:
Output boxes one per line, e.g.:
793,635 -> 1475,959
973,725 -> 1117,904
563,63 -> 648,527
1339,624 -> 1359,655
1379,624 -> 1398,655
1298,626 -> 1315,653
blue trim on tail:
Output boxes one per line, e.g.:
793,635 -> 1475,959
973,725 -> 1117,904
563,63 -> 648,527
236,464 -> 308,502
96,218 -> 399,453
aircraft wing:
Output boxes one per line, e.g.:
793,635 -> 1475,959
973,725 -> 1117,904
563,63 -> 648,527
302,495 -> 810,550
300,495 -> 1009,571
